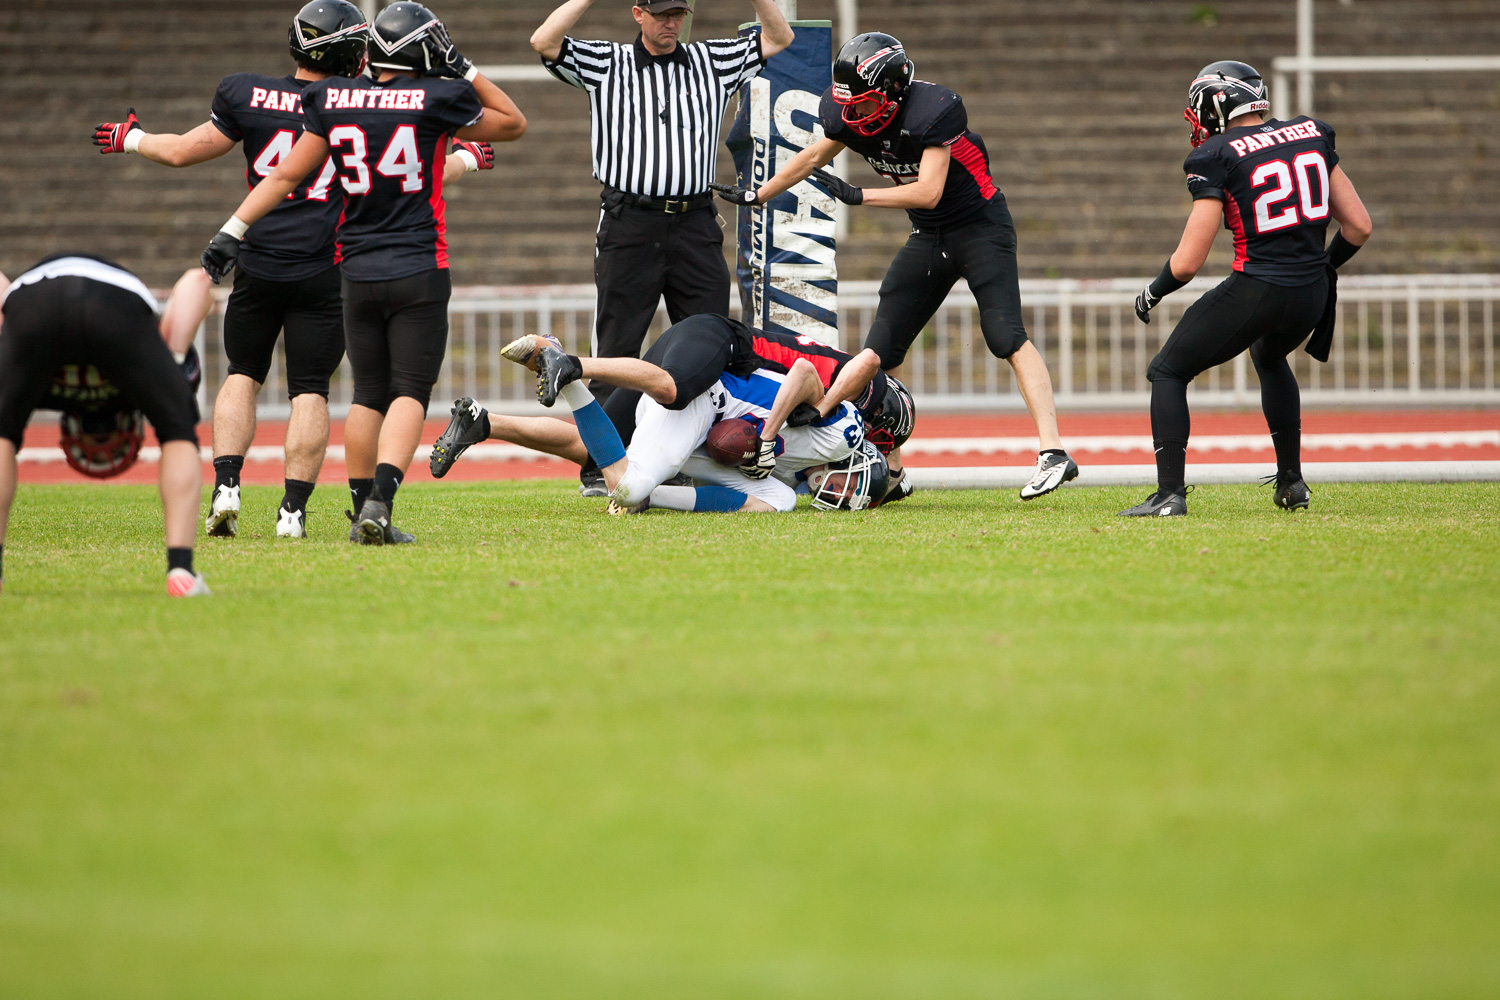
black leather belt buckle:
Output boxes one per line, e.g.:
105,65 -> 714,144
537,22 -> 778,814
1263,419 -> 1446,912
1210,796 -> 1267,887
663,199 -> 688,214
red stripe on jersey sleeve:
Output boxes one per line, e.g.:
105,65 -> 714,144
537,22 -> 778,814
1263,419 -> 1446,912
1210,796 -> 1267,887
751,335 -> 841,387
1223,193 -> 1249,272
430,137 -> 449,269
948,137 -> 997,200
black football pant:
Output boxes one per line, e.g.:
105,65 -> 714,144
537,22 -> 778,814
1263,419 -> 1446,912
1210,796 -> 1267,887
223,266 -> 345,398
0,277 -> 199,448
1146,271 -> 1329,494
601,314 -> 757,447
341,268 -> 451,413
864,195 -> 1029,370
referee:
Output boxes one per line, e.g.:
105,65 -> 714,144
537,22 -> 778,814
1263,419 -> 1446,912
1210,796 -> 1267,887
531,0 -> 794,494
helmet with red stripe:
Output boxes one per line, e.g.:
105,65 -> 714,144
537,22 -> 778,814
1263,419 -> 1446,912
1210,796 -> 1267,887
1186,61 -> 1270,147
289,0 -> 369,79
831,32 -> 914,137
865,375 -> 914,454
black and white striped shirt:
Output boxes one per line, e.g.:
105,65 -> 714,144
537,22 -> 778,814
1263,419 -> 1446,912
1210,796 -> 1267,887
544,33 -> 764,198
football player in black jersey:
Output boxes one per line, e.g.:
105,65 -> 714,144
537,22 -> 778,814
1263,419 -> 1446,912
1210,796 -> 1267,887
0,257 -> 211,597
1121,61 -> 1372,517
713,32 -> 1078,502
199,2 -> 526,545
93,0 -> 496,542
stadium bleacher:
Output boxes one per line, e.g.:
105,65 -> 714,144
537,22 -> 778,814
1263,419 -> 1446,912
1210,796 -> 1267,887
1,0 -> 1495,288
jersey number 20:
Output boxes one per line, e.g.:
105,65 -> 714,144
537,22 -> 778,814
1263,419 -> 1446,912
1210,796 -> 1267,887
1250,151 -> 1330,234
326,125 -> 425,196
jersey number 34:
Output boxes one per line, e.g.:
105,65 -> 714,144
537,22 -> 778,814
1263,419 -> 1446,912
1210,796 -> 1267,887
326,125 -> 426,196
1250,151 -> 1330,234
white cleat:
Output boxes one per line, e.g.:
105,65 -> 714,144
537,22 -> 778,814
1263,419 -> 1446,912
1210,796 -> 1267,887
166,569 -> 212,597
205,484 -> 240,537
1019,451 -> 1079,501
275,506 -> 306,538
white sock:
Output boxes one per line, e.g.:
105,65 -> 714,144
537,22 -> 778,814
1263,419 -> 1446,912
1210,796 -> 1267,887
559,381 -> 593,411
648,486 -> 696,512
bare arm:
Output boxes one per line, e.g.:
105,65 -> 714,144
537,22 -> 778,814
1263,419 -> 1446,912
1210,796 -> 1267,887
756,137 -> 843,203
1328,165 -> 1372,245
157,268 -> 214,355
819,349 -> 881,418
530,0 -> 594,62
228,131 -> 328,227
136,121 -> 238,168
455,73 -> 527,143
761,359 -> 825,442
1167,198 -> 1225,281
861,146 -> 951,211
749,0 -> 795,59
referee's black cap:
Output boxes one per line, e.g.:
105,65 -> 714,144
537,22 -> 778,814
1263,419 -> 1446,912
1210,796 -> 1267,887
636,0 -> 693,12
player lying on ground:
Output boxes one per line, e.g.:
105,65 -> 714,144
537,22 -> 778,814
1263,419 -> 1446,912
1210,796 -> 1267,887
0,257 -> 212,597
712,31 -> 1079,502
433,352 -> 885,513
429,313 -> 916,505
1122,61 -> 1372,517
199,2 -> 525,545
99,0 -> 499,541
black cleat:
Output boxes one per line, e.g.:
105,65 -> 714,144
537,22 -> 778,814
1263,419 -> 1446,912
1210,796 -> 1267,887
1020,450 -> 1079,500
877,467 -> 914,507
579,471 -> 608,497
355,498 -> 415,545
535,342 -> 583,407
1263,472 -> 1311,510
1118,488 -> 1189,517
430,397 -> 489,478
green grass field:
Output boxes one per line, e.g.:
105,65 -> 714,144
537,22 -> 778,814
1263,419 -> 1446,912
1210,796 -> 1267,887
2,480 -> 1498,999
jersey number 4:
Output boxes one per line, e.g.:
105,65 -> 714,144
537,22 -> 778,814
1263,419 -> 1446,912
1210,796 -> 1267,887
254,129 -> 337,201
326,125 -> 425,196
1250,151 -> 1330,234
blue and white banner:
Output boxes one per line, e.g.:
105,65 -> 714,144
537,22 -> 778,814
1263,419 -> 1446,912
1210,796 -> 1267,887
726,21 -> 837,345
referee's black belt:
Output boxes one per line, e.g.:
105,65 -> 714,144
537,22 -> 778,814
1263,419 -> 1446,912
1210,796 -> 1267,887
602,187 -> 714,215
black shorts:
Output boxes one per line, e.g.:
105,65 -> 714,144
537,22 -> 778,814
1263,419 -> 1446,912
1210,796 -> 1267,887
1148,271 -> 1330,384
0,277 -> 199,446
223,265 -> 345,397
340,268 -> 451,413
864,194 -> 1029,369
600,313 -> 758,446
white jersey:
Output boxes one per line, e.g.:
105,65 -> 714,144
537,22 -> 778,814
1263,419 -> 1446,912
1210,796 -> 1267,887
706,370 -> 863,483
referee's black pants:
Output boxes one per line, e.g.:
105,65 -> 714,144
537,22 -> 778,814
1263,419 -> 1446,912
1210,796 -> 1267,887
1146,271 -> 1329,493
593,202 -> 730,395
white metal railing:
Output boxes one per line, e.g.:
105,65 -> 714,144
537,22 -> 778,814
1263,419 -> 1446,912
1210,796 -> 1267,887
189,275 -> 1500,417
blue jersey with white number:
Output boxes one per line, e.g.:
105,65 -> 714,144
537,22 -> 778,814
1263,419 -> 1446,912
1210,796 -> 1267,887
1183,116 -> 1340,286
210,73 -> 341,281
713,369 -> 863,481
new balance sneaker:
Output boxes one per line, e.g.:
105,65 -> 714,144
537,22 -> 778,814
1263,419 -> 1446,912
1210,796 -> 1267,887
166,569 -> 212,597
1020,450 -> 1079,500
499,332 -> 563,373
1263,472 -> 1311,511
535,341 -> 583,408
878,467 -> 914,507
579,471 -> 609,498
204,483 -> 240,537
1117,488 -> 1189,517
355,498 -> 415,545
275,505 -> 306,538
430,397 -> 490,478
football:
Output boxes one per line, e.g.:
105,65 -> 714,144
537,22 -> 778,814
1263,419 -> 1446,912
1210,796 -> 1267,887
705,418 -> 761,466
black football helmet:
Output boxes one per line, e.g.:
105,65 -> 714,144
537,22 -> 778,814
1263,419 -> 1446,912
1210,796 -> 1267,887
866,374 -> 914,455
831,32 -> 914,136
807,440 -> 890,512
289,0 -> 369,78
1186,60 -> 1271,147
368,1 -> 442,73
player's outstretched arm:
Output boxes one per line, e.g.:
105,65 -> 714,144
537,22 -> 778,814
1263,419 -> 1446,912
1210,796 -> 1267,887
530,0 -> 595,62
202,132 -> 328,282
93,109 -> 235,166
457,73 -> 527,144
819,348 -> 881,418
748,0 -> 795,59
858,145 -> 951,211
157,268 -> 214,355
714,137 -> 843,206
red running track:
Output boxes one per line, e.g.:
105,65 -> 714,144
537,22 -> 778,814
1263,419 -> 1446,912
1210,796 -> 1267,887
17,409 -> 1500,485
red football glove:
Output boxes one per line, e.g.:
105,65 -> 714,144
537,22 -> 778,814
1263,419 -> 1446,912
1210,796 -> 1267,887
93,108 -> 142,155
451,139 -> 494,172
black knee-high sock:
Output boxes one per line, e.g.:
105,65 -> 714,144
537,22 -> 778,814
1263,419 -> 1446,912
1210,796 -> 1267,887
282,479 -> 315,514
213,455 -> 244,491
1149,377 -> 1191,495
1256,353 -> 1303,478
372,463 -> 403,504
349,477 -> 374,514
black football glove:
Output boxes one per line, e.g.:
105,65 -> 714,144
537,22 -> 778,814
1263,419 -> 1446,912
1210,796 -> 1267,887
93,108 -> 141,155
1134,287 -> 1161,324
452,139 -> 494,171
426,21 -> 474,79
709,182 -> 759,206
738,437 -> 778,480
786,402 -> 822,428
810,167 -> 863,205
201,232 -> 242,285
